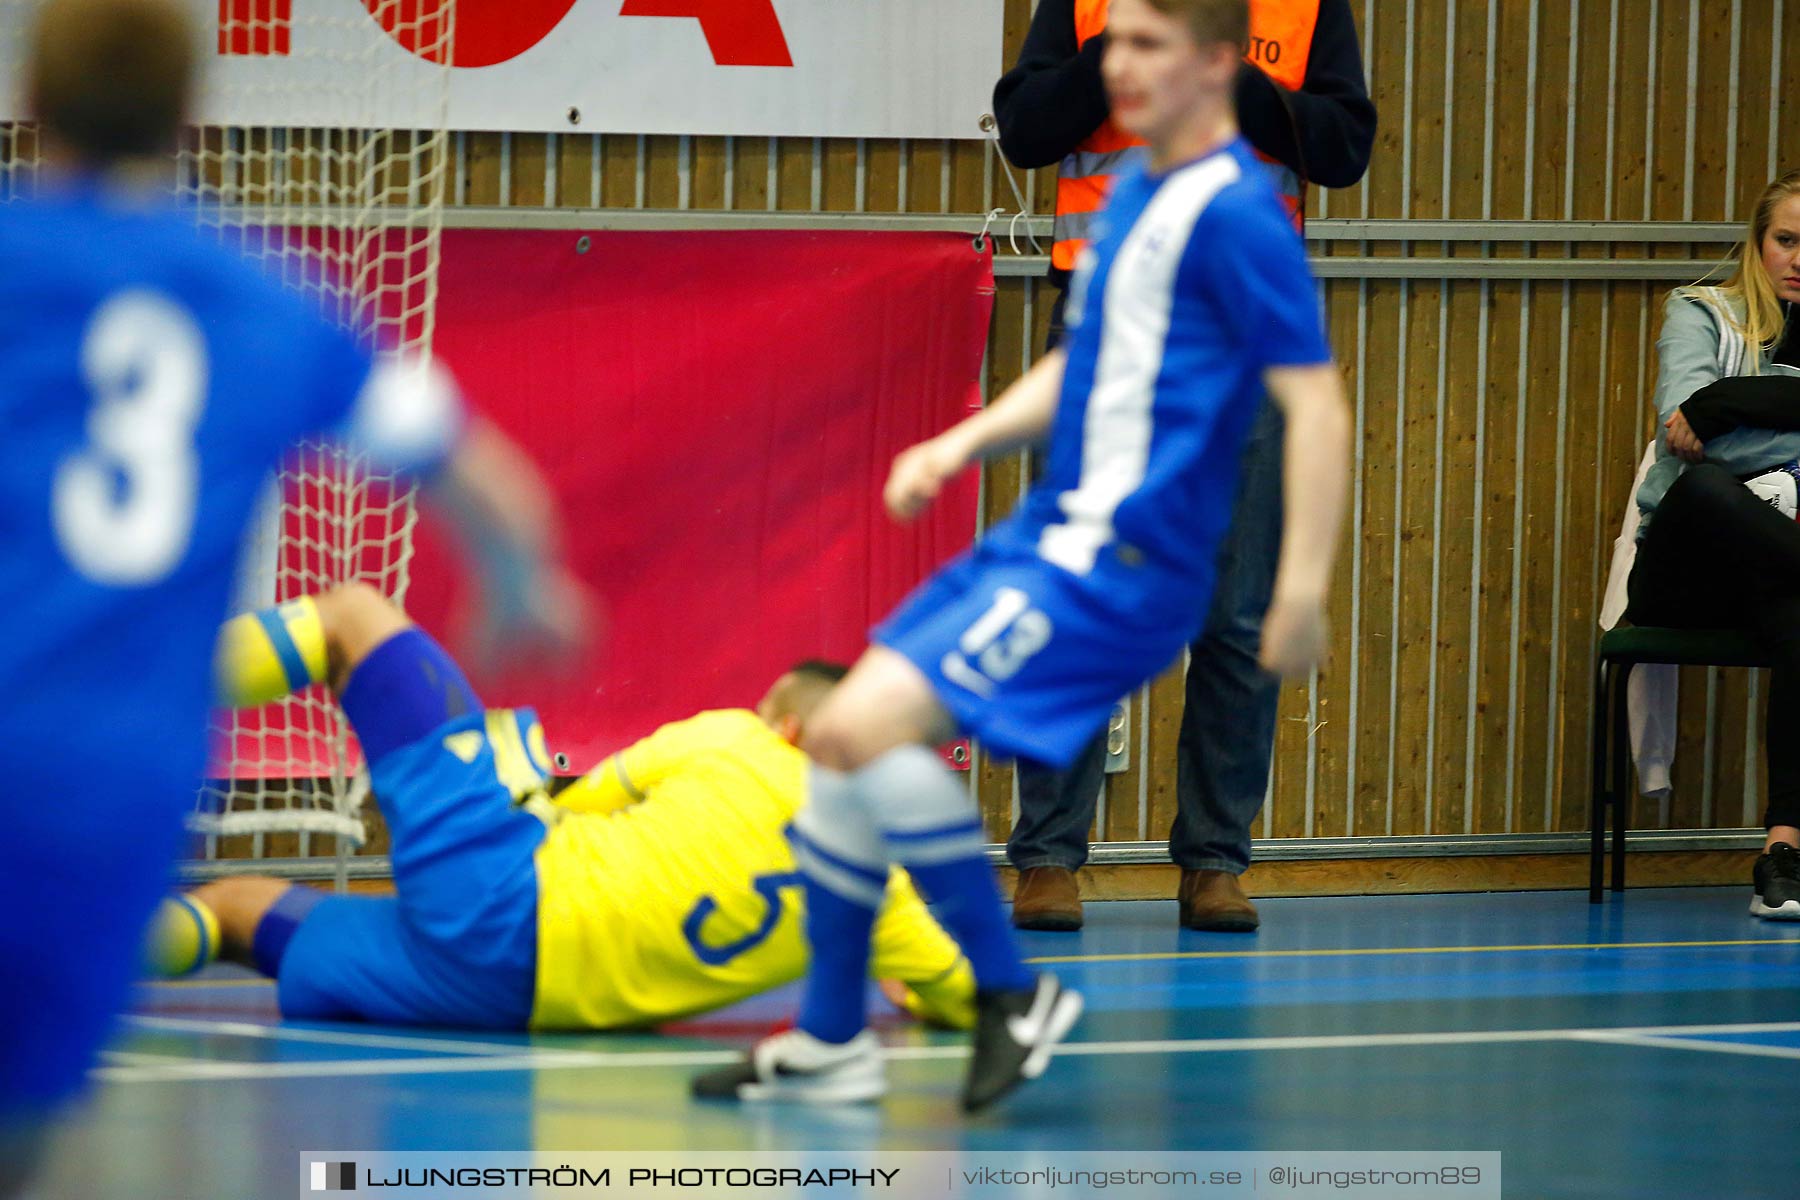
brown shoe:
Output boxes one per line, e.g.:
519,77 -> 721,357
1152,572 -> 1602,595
1012,866 -> 1083,931
1178,869 -> 1260,932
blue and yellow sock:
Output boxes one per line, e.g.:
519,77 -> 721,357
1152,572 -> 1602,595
213,597 -> 328,707
144,895 -> 221,979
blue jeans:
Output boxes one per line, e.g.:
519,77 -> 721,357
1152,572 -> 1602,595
1007,398 -> 1285,875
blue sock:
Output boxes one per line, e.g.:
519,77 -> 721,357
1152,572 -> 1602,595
789,767 -> 889,1044
863,747 -> 1035,994
250,885 -> 326,979
896,853 -> 1035,995
792,867 -> 879,1043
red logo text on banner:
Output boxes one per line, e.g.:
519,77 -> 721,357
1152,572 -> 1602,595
362,0 -> 577,68
218,0 -> 291,56
619,0 -> 794,68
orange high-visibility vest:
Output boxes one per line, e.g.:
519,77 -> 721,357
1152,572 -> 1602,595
1052,0 -> 1319,270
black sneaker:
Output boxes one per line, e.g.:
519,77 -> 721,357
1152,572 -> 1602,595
962,973 -> 1083,1113
1752,842 -> 1800,920
690,1028 -> 885,1104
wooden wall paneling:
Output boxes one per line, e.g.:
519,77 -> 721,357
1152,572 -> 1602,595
1268,677 -> 1312,839
510,134 -> 547,207
1473,281 -> 1523,833
1027,273 -> 1054,353
1569,0 -> 1615,222
1547,16 -> 1617,832
775,138 -> 813,211
1352,279 -> 1401,835
1784,0 -> 1800,179
1730,2 -> 1774,209
1429,280 -> 1481,833
976,745 -> 1015,845
1487,1 -> 1535,221
462,132 -> 503,205
597,135 -> 638,208
1529,0 -> 1573,223
554,133 -> 594,207
1510,281 -> 1562,833
1405,1 -> 1447,222
1549,280 -> 1607,832
1313,279 -> 1363,836
950,141 -> 991,214
1389,278 -> 1437,837
1446,0 -> 1491,234
822,139 -> 860,212
688,136 -> 728,209
641,136 -> 682,208
1361,0 -> 1408,219
728,138 -> 772,211
864,139 -> 903,213
1689,0 -> 1737,222
1143,662 -> 1186,843
1610,0 -> 1651,220
1649,0 -> 1691,222
1404,0 -> 1461,831
907,140 -> 949,214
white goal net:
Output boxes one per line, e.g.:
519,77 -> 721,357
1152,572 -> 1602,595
1,1 -> 457,869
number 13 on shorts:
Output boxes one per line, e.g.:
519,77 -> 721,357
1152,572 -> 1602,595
939,586 -> 1054,699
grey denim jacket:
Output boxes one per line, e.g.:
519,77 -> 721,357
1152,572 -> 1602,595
1635,286 -> 1800,532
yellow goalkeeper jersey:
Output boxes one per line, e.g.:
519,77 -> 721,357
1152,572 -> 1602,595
528,709 -> 974,1031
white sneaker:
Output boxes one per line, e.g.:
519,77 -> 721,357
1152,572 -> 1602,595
690,1028 -> 886,1104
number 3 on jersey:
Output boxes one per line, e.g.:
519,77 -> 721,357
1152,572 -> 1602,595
53,290 -> 209,586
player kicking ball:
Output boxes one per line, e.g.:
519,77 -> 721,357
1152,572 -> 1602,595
692,0 -> 1350,1113
147,584 -> 975,1033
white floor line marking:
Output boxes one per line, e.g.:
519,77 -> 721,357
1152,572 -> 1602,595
1601,1020 -> 1800,1037
93,1049 -> 745,1085
1571,1031 -> 1800,1062
100,1050 -> 223,1068
123,1015 -> 537,1056
95,1020 -> 1800,1085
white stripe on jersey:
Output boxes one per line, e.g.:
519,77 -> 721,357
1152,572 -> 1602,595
1038,154 -> 1240,576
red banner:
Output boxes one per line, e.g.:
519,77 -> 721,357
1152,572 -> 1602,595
407,230 -> 992,770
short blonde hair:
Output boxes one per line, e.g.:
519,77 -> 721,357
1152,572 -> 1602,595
1140,0 -> 1251,50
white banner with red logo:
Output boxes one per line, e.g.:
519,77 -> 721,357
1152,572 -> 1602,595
0,0 -> 1004,139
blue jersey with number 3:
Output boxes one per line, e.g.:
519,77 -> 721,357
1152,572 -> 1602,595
0,181 -> 443,806
0,177 -> 465,1118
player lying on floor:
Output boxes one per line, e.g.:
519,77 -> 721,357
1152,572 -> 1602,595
147,583 -> 974,1032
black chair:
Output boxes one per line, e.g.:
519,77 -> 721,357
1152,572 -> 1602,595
1591,626 -> 1770,902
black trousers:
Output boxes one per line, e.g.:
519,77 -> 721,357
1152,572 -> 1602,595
1629,462 -> 1800,829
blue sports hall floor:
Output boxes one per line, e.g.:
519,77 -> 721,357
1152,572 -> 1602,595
35,886 -> 1800,1199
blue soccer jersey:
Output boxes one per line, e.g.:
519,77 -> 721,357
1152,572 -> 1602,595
0,177 -> 460,1117
989,136 -> 1332,617
877,137 -> 1332,765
